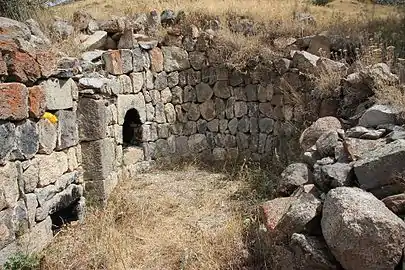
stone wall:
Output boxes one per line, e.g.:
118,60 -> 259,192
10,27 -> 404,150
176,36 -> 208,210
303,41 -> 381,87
0,67 -> 84,264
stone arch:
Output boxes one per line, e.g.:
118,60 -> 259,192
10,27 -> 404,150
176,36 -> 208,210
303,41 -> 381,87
123,108 -> 143,147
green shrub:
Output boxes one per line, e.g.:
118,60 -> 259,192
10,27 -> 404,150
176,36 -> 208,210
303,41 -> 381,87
4,252 -> 40,270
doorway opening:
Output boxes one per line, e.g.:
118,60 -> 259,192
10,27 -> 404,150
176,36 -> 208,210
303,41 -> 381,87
123,108 -> 143,147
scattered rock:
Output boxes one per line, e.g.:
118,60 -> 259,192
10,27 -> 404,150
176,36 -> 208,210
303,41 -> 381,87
358,104 -> 399,128
322,187 -> 405,270
277,163 -> 313,196
299,117 -> 342,151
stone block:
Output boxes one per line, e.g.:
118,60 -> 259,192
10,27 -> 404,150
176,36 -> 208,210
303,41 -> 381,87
7,51 -> 41,83
168,72 -> 179,87
0,209 -> 15,249
245,84 -> 258,101
103,49 -> 133,75
78,98 -> 108,141
234,101 -> 248,118
41,78 -> 73,110
119,74 -> 132,94
0,122 -> 15,164
150,90 -> 161,105
56,110 -> 79,150
37,151 -> 68,187
238,116 -> 250,133
161,87 -> 172,103
24,193 -> 37,228
149,47 -> 164,73
21,159 -> 39,193
189,51 -> 206,70
117,93 -> 146,125
213,81 -> 231,99
200,99 -> 216,121
81,30 -> 107,50
0,83 -> 28,120
259,118 -> 274,134
188,134 -> 208,153
66,147 -> 79,172
11,120 -> 39,160
146,103 -> 155,121
187,103 -> 200,121
175,136 -> 189,155
207,119 -> 219,132
132,47 -> 149,72
162,46 -> 190,72
81,138 -> 115,181
28,85 -> 46,118
154,71 -> 168,90
0,162 -> 19,211
155,102 -> 167,123
130,72 -> 144,93
37,118 -> 57,154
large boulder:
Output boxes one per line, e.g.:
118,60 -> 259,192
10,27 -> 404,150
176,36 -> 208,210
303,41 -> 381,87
277,163 -> 313,196
358,104 -> 399,128
353,139 -> 405,197
0,17 -> 31,40
299,117 -> 342,151
322,187 -> 405,270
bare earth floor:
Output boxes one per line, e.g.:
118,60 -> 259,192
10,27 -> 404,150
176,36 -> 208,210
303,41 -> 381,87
41,168 -> 258,270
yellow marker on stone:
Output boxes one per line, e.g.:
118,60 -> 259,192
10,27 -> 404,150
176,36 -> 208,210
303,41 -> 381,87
42,112 -> 58,124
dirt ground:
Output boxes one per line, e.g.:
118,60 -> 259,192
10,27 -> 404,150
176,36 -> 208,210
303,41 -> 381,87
41,167 -> 265,270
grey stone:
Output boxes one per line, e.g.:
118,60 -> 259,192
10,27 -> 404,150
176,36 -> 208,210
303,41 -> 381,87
168,72 -> 179,87
234,87 -> 247,101
145,70 -> 154,89
188,134 -> 208,153
158,124 -> 170,139
300,117 -> 342,151
161,87 -> 172,103
24,193 -> 37,227
245,84 -> 258,101
322,187 -> 405,270
130,72 -> 144,93
200,99 -> 216,121
229,71 -> 244,86
237,132 -> 249,149
81,138 -> 115,181
165,103 -> 176,124
183,121 -> 197,136
150,90 -> 161,105
197,119 -> 207,133
117,93 -> 146,125
196,83 -> 213,102
247,102 -> 259,118
358,104 -> 399,128
21,159 -> 39,193
81,50 -> 104,62
0,17 -> 31,40
315,131 -> 339,158
55,110 -> 78,150
81,31 -> 107,50
154,71 -> 168,90
259,118 -> 274,134
156,102 -> 167,123
258,84 -> 274,102
79,77 -> 107,89
11,120 -> 38,160
189,51 -> 206,70
207,119 -> 219,132
314,162 -> 353,192
185,69 -> 201,86
0,163 -> 19,211
41,78 -> 73,110
290,233 -> 338,270
119,75 -> 132,94
234,101 -> 248,118
354,139 -> 405,195
213,81 -> 231,99
237,116 -> 250,133
0,122 -> 15,163
171,86 -> 183,104
162,46 -> 190,72
175,105 -> 187,123
187,103 -> 200,121
278,163 -> 313,196
226,97 -> 235,119
146,103 -> 155,121
259,102 -> 273,117
66,147 -> 78,172
291,50 -> 319,73
387,126 -> 405,142
215,98 -> 226,119
78,98 -> 108,142
175,136 -> 189,155
183,85 -> 196,102
382,193 -> 405,215
219,119 -> 228,133
0,209 -> 15,249
37,151 -> 68,187
228,118 -> 238,135
132,47 -> 147,72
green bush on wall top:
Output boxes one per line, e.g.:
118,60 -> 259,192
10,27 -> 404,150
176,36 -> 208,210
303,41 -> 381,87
4,252 -> 40,270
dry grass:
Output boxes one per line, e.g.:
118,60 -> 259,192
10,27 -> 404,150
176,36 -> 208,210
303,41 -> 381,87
40,167 -> 266,270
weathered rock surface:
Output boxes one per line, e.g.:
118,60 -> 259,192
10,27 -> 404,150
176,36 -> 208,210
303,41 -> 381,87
277,163 -> 313,196
358,104 -> 399,128
322,187 -> 405,270
300,117 -> 341,151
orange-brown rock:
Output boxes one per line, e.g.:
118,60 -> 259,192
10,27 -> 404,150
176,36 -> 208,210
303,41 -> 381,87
28,85 -> 46,118
149,47 -> 163,73
7,51 -> 41,83
0,83 -> 29,120
36,51 -> 57,78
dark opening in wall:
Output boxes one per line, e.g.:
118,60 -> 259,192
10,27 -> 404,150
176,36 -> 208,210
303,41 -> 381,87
123,108 -> 143,147
50,199 -> 81,235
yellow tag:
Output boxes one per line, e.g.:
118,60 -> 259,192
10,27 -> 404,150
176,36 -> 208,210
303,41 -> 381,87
42,112 -> 58,124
